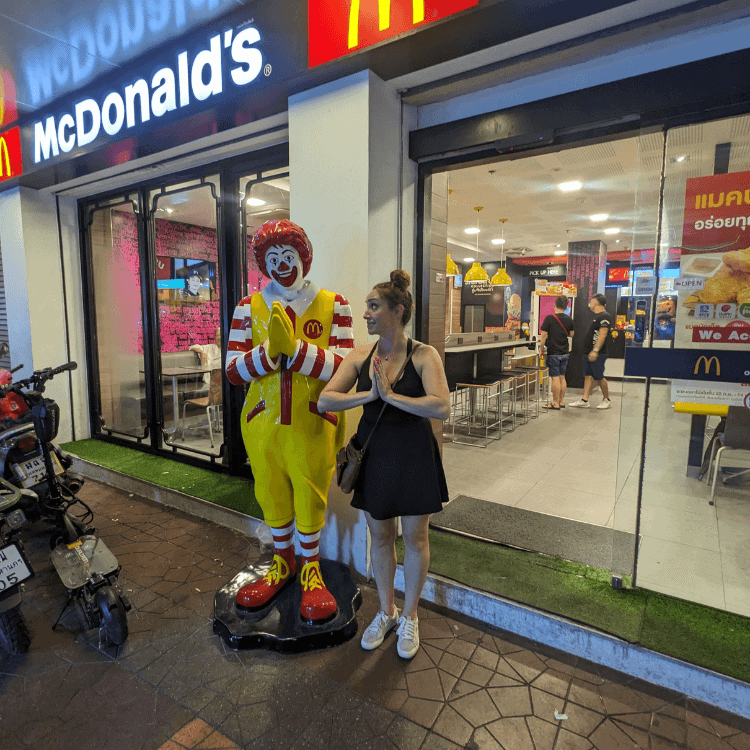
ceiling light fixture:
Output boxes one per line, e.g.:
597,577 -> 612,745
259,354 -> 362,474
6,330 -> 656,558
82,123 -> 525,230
604,227 -> 620,235
558,181 -> 582,192
590,213 -> 608,222
463,257 -> 475,262
465,207 -> 490,283
492,238 -> 506,245
554,250 -> 567,256
491,219 -> 512,286
247,197 -> 266,207
446,254 -> 459,276
464,227 -> 480,235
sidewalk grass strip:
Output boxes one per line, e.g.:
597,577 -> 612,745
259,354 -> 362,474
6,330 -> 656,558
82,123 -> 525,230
60,439 -> 262,518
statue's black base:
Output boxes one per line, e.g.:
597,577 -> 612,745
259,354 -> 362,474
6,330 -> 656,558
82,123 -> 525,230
213,557 -> 362,653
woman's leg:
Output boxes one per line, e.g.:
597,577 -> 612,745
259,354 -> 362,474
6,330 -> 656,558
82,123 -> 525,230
365,512 -> 398,613
400,514 -> 431,619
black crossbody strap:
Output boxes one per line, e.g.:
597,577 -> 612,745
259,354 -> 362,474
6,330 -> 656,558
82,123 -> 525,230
553,314 -> 569,334
361,341 -> 420,454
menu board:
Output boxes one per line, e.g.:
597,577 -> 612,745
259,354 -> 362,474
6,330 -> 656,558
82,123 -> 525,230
675,172 -> 750,348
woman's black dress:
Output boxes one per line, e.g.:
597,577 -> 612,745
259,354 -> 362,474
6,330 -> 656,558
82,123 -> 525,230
351,339 -> 449,520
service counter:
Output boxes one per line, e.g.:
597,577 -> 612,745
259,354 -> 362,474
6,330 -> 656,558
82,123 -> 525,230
444,332 -> 537,390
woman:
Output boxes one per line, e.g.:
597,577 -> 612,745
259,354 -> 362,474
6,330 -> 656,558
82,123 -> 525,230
318,270 -> 451,659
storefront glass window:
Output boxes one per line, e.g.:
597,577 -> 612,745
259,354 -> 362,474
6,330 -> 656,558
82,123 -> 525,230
86,196 -> 146,439
622,114 -> 750,616
241,173 -> 290,296
150,175 -> 223,457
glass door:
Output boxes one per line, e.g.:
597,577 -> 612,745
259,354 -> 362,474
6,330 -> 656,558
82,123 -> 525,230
617,113 -> 750,616
83,194 -> 148,440
149,175 -> 223,457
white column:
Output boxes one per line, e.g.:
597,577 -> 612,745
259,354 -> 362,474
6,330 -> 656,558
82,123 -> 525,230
0,187 -> 85,443
289,69 -> 405,575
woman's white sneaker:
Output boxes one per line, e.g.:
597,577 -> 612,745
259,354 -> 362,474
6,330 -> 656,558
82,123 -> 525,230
569,399 -> 590,408
597,398 -> 612,409
361,607 -> 399,650
396,616 -> 420,659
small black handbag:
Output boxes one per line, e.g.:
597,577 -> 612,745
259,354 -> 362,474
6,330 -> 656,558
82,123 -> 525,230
336,343 -> 419,494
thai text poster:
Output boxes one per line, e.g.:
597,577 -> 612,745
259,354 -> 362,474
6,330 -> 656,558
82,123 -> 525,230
675,172 -> 750,348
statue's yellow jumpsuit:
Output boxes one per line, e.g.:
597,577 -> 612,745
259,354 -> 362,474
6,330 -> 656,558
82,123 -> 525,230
226,283 -> 352,534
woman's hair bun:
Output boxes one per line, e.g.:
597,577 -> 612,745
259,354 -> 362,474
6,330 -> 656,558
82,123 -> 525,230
390,269 -> 411,291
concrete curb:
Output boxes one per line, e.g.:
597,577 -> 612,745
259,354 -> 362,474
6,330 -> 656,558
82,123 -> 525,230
72,457 -> 750,720
394,567 -> 750,720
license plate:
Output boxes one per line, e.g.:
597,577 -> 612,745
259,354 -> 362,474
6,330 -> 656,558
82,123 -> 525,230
0,543 -> 33,592
13,453 -> 63,489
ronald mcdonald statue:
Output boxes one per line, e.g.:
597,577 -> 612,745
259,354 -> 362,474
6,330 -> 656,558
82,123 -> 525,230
225,220 -> 353,624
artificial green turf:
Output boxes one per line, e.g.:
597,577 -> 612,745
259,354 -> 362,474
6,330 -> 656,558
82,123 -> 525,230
396,531 -> 750,683
62,438 -> 750,683
60,439 -> 262,518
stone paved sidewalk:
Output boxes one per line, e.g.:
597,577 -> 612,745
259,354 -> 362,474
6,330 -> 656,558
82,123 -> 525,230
1,479 -> 749,750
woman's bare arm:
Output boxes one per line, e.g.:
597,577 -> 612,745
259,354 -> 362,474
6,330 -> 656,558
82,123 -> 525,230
318,347 -> 377,412
375,344 -> 451,420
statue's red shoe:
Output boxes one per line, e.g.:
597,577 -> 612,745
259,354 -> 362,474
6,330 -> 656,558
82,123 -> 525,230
300,559 -> 338,624
236,552 -> 296,611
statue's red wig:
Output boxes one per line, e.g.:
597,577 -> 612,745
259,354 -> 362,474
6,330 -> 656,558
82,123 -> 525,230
251,220 -> 313,279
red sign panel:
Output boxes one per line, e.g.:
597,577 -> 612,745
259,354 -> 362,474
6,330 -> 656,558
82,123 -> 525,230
0,127 -> 23,183
607,267 -> 629,282
682,171 -> 750,254
308,0 -> 479,68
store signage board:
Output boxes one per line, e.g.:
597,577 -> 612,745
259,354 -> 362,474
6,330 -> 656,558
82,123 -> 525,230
675,170 -> 750,348
528,265 -> 565,277
20,4 -> 305,172
308,0 -> 479,68
671,379 -> 750,407
634,275 -> 657,295
624,348 -> 750,384
0,127 -> 23,183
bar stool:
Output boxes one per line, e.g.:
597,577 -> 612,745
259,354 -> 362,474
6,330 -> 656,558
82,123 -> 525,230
517,364 -> 549,418
477,374 -> 516,434
503,369 -> 530,426
450,378 -> 502,447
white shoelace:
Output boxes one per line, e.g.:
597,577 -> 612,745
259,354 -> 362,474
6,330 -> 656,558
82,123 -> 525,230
397,617 -> 418,642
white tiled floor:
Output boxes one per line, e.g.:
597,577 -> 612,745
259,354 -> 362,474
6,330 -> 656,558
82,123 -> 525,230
442,378 -> 750,617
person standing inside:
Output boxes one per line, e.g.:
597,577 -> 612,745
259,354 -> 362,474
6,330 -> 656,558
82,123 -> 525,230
318,271 -> 451,660
539,295 -> 574,410
570,293 -> 612,409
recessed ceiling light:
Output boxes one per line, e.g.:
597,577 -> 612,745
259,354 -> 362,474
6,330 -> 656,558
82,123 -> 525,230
491,238 -> 506,245
604,227 -> 620,235
463,257 -> 475,262
554,250 -> 567,256
464,227 -> 480,235
556,244 -> 561,248
616,239 -> 621,243
590,213 -> 608,222
558,181 -> 582,192
247,198 -> 266,206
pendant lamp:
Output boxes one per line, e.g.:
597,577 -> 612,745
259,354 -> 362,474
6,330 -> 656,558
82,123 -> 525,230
464,207 -> 489,283
491,219 -> 512,286
446,254 -> 459,276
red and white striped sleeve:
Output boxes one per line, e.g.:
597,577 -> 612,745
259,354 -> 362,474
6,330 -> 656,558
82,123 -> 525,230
287,294 -> 354,383
225,296 -> 280,385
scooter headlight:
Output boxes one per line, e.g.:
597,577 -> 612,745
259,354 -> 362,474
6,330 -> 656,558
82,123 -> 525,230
5,509 -> 26,528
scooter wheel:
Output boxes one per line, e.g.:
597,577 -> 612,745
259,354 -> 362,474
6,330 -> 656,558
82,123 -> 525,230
95,586 -> 128,646
0,607 -> 31,655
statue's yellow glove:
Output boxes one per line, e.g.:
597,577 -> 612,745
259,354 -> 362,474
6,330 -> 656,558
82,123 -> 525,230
267,302 -> 297,359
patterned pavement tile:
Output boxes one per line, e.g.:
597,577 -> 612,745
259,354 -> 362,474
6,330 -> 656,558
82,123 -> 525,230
4,479 -> 750,750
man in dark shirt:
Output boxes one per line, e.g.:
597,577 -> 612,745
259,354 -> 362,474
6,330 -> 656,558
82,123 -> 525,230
539,295 -> 574,410
570,293 -> 612,409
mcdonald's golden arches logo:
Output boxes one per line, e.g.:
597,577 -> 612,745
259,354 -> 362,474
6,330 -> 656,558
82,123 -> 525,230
309,0 -> 479,68
694,355 -> 721,377
0,126 -> 22,183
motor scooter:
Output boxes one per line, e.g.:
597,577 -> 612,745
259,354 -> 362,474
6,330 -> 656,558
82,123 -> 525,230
0,349 -> 130,646
0,477 -> 34,655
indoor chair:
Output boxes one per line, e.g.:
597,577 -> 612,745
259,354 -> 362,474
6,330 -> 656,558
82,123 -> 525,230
181,369 -> 223,448
708,406 -> 750,505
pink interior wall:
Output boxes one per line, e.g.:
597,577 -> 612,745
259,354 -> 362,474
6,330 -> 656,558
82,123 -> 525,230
112,212 -> 221,353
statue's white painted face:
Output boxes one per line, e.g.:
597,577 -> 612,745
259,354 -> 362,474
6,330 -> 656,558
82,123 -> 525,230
265,244 -> 306,298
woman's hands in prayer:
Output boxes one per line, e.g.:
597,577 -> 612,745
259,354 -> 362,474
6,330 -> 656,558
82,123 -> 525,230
373,356 -> 394,403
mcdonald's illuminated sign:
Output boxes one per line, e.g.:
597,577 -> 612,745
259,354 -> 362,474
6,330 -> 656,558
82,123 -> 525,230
694,356 -> 721,377
309,0 -> 479,68
0,126 -> 22,183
